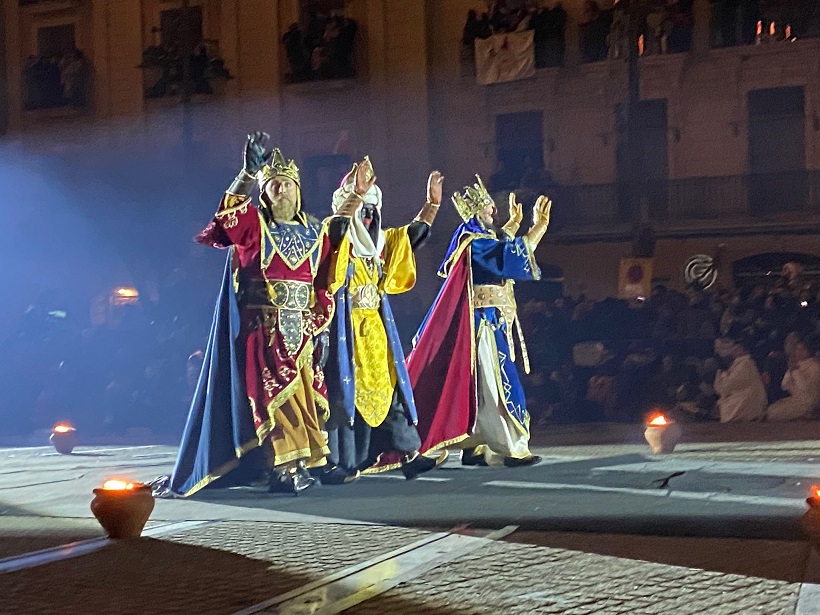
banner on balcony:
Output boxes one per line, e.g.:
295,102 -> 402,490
618,258 -> 654,300
474,30 -> 535,86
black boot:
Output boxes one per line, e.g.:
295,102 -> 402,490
461,447 -> 488,466
319,464 -> 360,486
401,450 -> 448,480
268,469 -> 296,494
503,455 -> 542,468
291,470 -> 315,493
354,455 -> 380,474
269,466 -> 315,495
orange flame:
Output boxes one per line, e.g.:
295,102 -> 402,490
647,414 -> 669,427
115,287 -> 139,298
102,480 -> 135,491
812,486 -> 820,500
756,20 -> 762,36
52,423 -> 75,433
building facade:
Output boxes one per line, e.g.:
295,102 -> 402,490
2,0 -> 820,302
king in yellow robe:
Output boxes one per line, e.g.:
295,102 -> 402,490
320,157 -> 446,483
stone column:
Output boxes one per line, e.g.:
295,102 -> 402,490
91,0 -> 143,118
235,0 -> 282,140
692,0 -> 712,53
564,7 -> 582,67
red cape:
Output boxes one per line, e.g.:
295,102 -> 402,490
407,247 -> 477,454
364,243 -> 476,473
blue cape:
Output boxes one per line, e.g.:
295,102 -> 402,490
168,252 -> 264,496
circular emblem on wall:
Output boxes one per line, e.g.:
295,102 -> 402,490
684,254 -> 717,289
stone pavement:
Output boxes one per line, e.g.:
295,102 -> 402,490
4,421 -> 820,613
531,420 -> 820,463
0,519 -> 810,615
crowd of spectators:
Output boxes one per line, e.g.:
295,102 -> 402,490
6,249 -> 820,440
519,261 -> 820,427
462,1 -> 568,69
581,0 -> 694,62
462,0 -> 695,69
141,42 -> 232,98
282,13 -> 358,83
713,0 -> 820,48
23,48 -> 92,110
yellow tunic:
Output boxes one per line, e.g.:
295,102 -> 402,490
330,226 -> 417,427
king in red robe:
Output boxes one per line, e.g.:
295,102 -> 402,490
167,133 -> 333,496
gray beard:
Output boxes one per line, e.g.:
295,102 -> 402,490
270,200 -> 298,223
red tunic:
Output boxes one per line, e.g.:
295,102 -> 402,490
197,194 -> 333,443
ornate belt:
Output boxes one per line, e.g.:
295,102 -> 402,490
350,284 -> 380,310
242,280 -> 313,355
473,284 -> 515,310
266,279 -> 312,311
472,283 -> 531,375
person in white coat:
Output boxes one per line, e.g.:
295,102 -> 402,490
713,331 -> 767,423
767,333 -> 820,422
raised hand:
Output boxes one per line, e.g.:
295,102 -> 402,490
243,131 -> 270,174
354,156 -> 377,196
427,171 -> 444,205
533,195 -> 552,228
501,192 -> 523,238
524,195 -> 553,251
507,192 -> 524,227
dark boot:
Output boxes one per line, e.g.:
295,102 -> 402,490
269,466 -> 315,495
503,455 -> 542,468
461,447 -> 489,466
319,464 -> 360,486
354,455 -> 380,474
291,470 -> 315,493
401,450 -> 448,480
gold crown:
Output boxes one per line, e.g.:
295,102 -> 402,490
452,175 -> 493,222
257,148 -> 300,187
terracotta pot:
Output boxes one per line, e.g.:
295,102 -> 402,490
90,485 -> 155,539
644,422 -> 682,454
802,503 -> 820,547
50,431 -> 77,454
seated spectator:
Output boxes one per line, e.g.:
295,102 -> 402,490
713,330 -> 767,422
767,333 -> 820,421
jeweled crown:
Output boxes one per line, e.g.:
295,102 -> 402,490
257,148 -> 300,187
453,175 -> 493,222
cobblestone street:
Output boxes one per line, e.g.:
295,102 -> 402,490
1,519 -> 809,614
4,422 -> 820,614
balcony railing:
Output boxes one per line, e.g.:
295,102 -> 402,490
561,170 -> 820,230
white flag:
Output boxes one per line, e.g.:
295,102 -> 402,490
474,30 -> 535,86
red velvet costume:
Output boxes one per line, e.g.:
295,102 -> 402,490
197,192 -> 334,469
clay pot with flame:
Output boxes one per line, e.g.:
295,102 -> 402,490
90,481 -> 155,539
644,413 -> 682,454
50,424 -> 77,454
802,487 -> 820,547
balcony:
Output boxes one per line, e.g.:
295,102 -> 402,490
558,170 -> 820,238
22,51 -> 92,113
